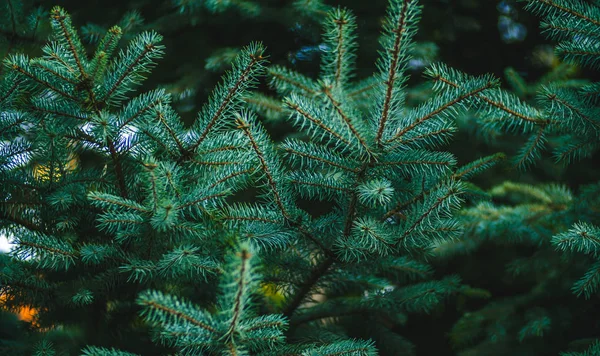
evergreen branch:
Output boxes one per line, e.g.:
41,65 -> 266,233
81,346 -> 140,356
178,191 -> 229,209
0,80 -> 21,104
1,275 -> 50,294
396,183 -> 461,245
541,20 -> 600,40
156,110 -> 185,153
322,86 -> 371,153
544,90 -> 600,131
226,248 -> 252,336
31,61 -> 78,85
0,113 -> 26,136
135,126 -> 177,156
164,169 -> 181,199
288,177 -> 351,194
524,0 -> 600,27
138,291 -> 218,333
283,145 -> 359,173
144,163 -> 159,212
375,0 -> 415,144
102,31 -> 164,104
92,26 -> 122,69
284,97 -> 353,146
209,168 -> 255,188
388,81 -> 495,142
225,342 -> 239,356
284,165 -> 368,318
552,222 -> 600,257
283,256 -> 334,318
157,246 -> 220,279
44,44 -> 76,73
343,180 -> 364,237
244,315 -> 288,332
50,6 -> 87,77
333,15 -> 349,85
295,225 -> 338,260
88,192 -> 150,213
352,217 -> 394,248
396,126 -> 455,147
389,261 -> 432,278
431,71 -> 547,124
118,89 -> 167,129
236,116 -> 290,219
10,60 -> 79,102
0,209 -> 42,232
101,218 -> 144,225
452,153 -> 506,180
321,8 -> 357,88
268,66 -> 318,96
30,104 -> 88,121
17,239 -> 77,259
191,159 -> 242,166
201,145 -> 243,154
303,340 -> 377,356
243,92 -> 284,120
514,126 -> 547,169
560,341 -> 600,356
188,45 -> 266,152
572,261 -> 600,299
557,41 -> 600,69
347,79 -> 378,99
220,216 -> 281,224
378,159 -> 453,167
554,140 -> 596,163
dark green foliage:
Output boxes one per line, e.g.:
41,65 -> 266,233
433,4 -> 600,349
0,0 -> 46,47
513,0 -> 600,298
138,244 -> 288,355
1,0 -> 600,355
435,180 -> 599,354
0,0 -> 511,354
430,3 -> 600,351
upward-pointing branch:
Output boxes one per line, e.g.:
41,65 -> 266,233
375,0 -> 414,144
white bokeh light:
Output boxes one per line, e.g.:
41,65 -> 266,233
0,233 -> 14,253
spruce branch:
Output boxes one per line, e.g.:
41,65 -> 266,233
522,0 -> 600,27
321,8 -> 357,88
187,43 -> 267,153
101,31 -> 165,105
282,256 -> 334,319
138,290 -> 219,333
322,85 -> 372,155
284,95 -> 353,147
49,6 -> 87,78
268,66 -> 318,97
388,78 -> 497,142
236,113 -> 291,220
425,63 -> 547,125
374,0 -> 421,145
552,222 -> 600,258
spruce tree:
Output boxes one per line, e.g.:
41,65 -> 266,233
0,0 -> 518,355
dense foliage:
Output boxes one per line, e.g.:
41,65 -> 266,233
0,0 -> 598,355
